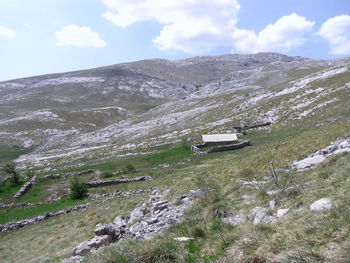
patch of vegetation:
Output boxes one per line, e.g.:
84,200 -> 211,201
3,162 -> 20,186
0,146 -> 25,165
69,177 -> 88,200
0,196 -> 90,224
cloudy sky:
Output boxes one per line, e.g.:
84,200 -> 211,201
0,0 -> 349,81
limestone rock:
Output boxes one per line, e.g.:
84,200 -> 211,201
72,235 -> 111,256
276,208 -> 290,218
293,155 -> 325,170
173,237 -> 193,241
251,207 -> 276,225
62,256 -> 83,263
94,224 -> 120,240
310,198 -> 332,211
223,214 -> 246,226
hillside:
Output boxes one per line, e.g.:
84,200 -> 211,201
0,53 -> 350,263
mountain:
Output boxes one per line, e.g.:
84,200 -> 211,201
1,52 -> 348,171
0,53 -> 349,172
1,53 -> 350,263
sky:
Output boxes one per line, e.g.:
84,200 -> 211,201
0,0 -> 349,81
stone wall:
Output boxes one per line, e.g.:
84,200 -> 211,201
191,140 -> 251,155
86,176 -> 152,188
13,176 -> 37,199
44,169 -> 96,179
0,190 -> 145,233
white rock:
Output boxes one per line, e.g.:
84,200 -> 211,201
294,155 -> 325,170
173,237 -> 193,241
310,198 -> 332,211
251,207 -> 276,225
223,214 -> 246,226
276,208 -> 290,218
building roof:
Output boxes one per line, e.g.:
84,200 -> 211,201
202,134 -> 238,143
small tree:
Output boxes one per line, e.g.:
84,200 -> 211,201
69,177 -> 88,200
3,162 -> 20,186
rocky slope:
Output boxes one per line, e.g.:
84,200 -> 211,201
0,53 -> 349,172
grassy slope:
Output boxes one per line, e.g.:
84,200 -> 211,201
0,64 -> 349,262
83,121 -> 350,263
0,118 -> 349,262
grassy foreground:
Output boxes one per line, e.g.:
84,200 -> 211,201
0,119 -> 349,262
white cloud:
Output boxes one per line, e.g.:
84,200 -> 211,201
0,25 -> 16,39
233,13 -> 315,53
55,25 -> 106,48
102,0 -> 240,54
102,1 -> 314,54
317,15 -> 350,55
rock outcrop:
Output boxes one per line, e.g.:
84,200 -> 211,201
293,139 -> 350,170
64,188 -> 208,262
310,198 -> 332,211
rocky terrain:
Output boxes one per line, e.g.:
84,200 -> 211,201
1,53 -> 348,172
0,52 -> 350,263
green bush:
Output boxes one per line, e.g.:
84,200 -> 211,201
191,226 -> 206,238
124,163 -> 137,173
3,162 -> 20,186
69,177 -> 88,200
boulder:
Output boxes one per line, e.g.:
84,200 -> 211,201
276,208 -> 290,218
293,155 -> 325,170
153,200 -> 169,211
251,207 -> 276,225
113,216 -> 128,228
72,235 -> 111,256
94,224 -> 120,240
62,256 -> 83,263
310,198 -> 332,211
223,214 -> 246,226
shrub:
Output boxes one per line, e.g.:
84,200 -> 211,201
102,171 -> 114,178
3,162 -> 20,186
69,177 -> 88,199
124,163 -> 137,173
208,201 -> 231,219
191,226 -> 206,238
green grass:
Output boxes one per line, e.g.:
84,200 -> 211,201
0,146 -> 25,165
0,196 -> 92,224
0,179 -> 26,202
0,194 -> 146,263
78,121 -> 350,263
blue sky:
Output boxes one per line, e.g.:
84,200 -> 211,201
0,0 -> 349,81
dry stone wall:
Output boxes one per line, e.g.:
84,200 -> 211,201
13,176 -> 37,199
86,176 -> 152,188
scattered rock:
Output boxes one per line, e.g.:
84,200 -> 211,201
276,208 -> 290,218
251,207 -> 276,225
223,214 -> 246,226
64,188 -> 207,262
269,200 -> 276,209
72,235 -> 111,256
293,139 -> 350,170
173,237 -> 193,241
310,198 -> 332,211
62,256 -> 83,263
95,224 -> 120,240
